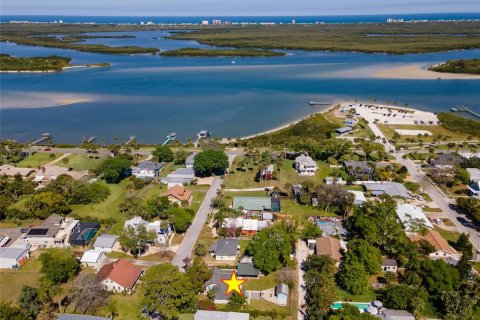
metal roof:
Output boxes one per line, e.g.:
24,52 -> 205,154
0,247 -> 28,260
236,262 -> 260,277
194,310 -> 249,320
93,234 -> 118,249
210,239 -> 238,257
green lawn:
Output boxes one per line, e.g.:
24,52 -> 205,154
186,185 -> 209,213
58,154 -> 106,171
243,271 -> 278,291
16,153 -> 61,168
334,285 -> 377,303
281,199 -> 337,219
434,226 -> 460,245
377,124 -> 471,144
238,239 -> 250,256
111,292 -> 142,320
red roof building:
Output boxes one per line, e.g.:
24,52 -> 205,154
97,259 -> 143,293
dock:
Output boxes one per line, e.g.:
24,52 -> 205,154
125,136 -> 136,145
451,105 -> 480,119
309,101 -> 330,106
162,132 -> 176,146
31,133 -> 52,146
83,136 -> 96,144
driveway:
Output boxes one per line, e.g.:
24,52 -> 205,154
296,240 -> 309,320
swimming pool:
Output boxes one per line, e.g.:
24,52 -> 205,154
81,229 -> 97,241
331,302 -> 371,310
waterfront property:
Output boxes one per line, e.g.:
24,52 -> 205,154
0,164 -> 35,178
131,160 -> 162,178
161,167 -> 195,187
185,153 -> 197,168
97,259 -> 143,293
295,154 -> 318,176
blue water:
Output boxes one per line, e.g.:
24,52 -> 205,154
331,302 -> 371,310
1,30 -> 480,144
2,13 -> 480,24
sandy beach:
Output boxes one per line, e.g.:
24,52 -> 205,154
374,64 -> 480,80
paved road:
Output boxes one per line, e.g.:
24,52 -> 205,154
296,240 -> 309,320
171,176 -> 222,271
367,122 -> 480,252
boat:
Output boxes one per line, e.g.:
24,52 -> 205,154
197,130 -> 211,138
451,107 -> 458,112
231,60 -> 236,64
167,132 -> 176,140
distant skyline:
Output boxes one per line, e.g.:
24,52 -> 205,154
2,0 -> 479,16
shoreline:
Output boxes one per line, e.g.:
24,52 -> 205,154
1,64 -> 110,73
373,63 -> 480,80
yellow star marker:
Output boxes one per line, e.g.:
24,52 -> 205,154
221,270 -> 247,295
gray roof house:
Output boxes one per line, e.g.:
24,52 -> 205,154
194,310 -> 249,320
93,234 -> 118,252
236,262 -> 260,278
210,239 -> 239,261
381,309 -> 415,320
186,153 -> 197,168
161,167 -> 195,187
205,268 -> 240,303
131,161 -> 162,178
295,154 -> 318,176
364,182 -> 412,199
429,153 -> 464,168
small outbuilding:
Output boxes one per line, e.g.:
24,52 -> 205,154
275,283 -> 290,306
80,250 -> 105,268
381,259 -> 398,273
0,247 -> 29,269
93,234 -> 118,253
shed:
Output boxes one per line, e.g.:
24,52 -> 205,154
275,283 -> 289,306
348,190 -> 366,205
93,234 -> 118,253
382,309 -> 415,320
80,250 -> 105,268
0,247 -> 29,269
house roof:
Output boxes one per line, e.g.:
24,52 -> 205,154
27,213 -> 64,238
57,314 -> 110,320
93,234 -> 118,249
316,237 -> 342,261
344,161 -> 390,173
382,309 -> 415,320
80,250 -> 104,264
365,182 -> 412,199
134,161 -> 161,171
97,259 -> 142,289
232,197 -> 272,211
382,259 -> 397,267
0,247 -> 28,260
262,212 -> 274,220
210,239 -> 238,257
0,164 -> 35,177
409,230 -> 458,255
194,310 -> 250,320
430,153 -> 464,167
275,283 -> 289,295
348,190 -> 366,203
467,168 -> 480,182
35,165 -> 88,180
167,185 -> 192,202
396,204 -> 433,230
124,216 -> 147,229
295,154 -> 317,167
335,126 -> 353,134
236,262 -> 260,277
205,268 -> 237,301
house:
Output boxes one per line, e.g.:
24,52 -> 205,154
348,190 -> 366,205
381,259 -> 398,273
80,250 -> 105,268
146,221 -> 172,245
325,177 -> 346,185
261,164 -> 274,180
69,222 -> 100,246
295,154 -> 318,176
409,229 -> 460,265
33,165 -> 88,184
364,182 -> 412,199
344,161 -> 391,177
57,314 -> 110,320
261,212 -> 274,222
381,309 -> 415,320
209,239 -> 239,261
185,153 -> 197,168
236,262 -> 260,278
93,234 -> 118,253
167,185 -> 193,206
205,268 -> 238,304
222,218 -> 270,236
232,196 -> 280,212
315,237 -> 343,264
161,167 -> 195,187
429,153 -> 464,169
132,161 -> 162,178
396,204 -> 433,232
124,216 -> 147,230
0,247 -> 29,269
0,164 -> 35,178
97,259 -> 143,293
466,168 -> 480,198
335,126 -> 352,134
344,118 -> 356,126
24,214 -> 79,248
275,283 -> 290,306
194,310 -> 249,320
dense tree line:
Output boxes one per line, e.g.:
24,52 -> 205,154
437,112 -> 480,138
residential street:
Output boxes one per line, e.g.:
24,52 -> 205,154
296,240 -> 309,320
367,121 -> 480,253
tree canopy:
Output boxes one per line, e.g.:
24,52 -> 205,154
193,150 -> 229,177
39,250 -> 80,284
153,145 -> 174,163
99,157 -> 131,183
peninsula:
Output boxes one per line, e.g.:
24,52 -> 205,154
0,54 -> 111,72
160,48 -> 285,57
428,58 -> 480,75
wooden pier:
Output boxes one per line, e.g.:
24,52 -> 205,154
83,136 -> 96,144
451,105 -> 480,119
125,136 -> 136,145
162,133 -> 176,146
309,101 -> 330,106
31,133 -> 52,146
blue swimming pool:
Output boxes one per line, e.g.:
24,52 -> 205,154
331,302 -> 371,310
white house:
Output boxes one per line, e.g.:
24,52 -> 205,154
146,221 -> 172,245
396,204 -> 433,233
348,190 -> 366,206
93,234 -> 118,253
131,161 -> 162,178
80,250 -> 105,268
466,168 -> 480,198
209,239 -> 239,261
325,177 -> 346,185
0,247 -> 29,269
295,154 -> 318,176
381,259 -> 398,273
97,259 -> 143,293
23,214 -> 79,248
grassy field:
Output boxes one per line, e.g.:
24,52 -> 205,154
16,152 -> 61,167
281,199 -> 337,219
434,226 -> 460,246
111,292 -> 142,320
225,158 -> 330,189
377,124 -> 471,144
58,154 -> 107,171
160,48 -> 285,57
169,22 -> 480,54
0,54 -> 71,71
187,185 -> 209,212
243,271 -> 278,290
334,285 -> 377,303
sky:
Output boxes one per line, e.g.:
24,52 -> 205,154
1,0 -> 479,16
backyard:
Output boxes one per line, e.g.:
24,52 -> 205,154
16,152 -> 61,167
57,154 -> 107,171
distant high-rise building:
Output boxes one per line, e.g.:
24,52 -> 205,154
201,20 -> 209,25
387,18 -> 404,23
212,19 -> 222,25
